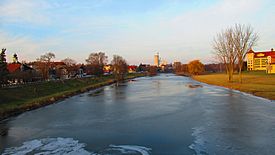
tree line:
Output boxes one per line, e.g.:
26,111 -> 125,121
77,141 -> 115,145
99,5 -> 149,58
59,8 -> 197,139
0,50 -> 129,86
85,52 -> 128,81
174,60 -> 205,76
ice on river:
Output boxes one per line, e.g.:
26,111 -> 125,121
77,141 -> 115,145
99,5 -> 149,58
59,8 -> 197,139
2,137 -> 152,155
189,127 -> 208,155
109,145 -> 152,155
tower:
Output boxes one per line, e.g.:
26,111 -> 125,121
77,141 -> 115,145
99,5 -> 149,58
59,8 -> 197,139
13,53 -> 19,63
154,52 -> 160,67
246,49 -> 254,71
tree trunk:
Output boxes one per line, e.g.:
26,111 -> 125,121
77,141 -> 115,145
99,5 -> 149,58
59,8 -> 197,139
238,65 -> 242,83
228,65 -> 234,82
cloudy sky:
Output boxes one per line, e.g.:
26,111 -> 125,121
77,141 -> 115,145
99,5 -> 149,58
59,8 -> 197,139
0,0 -> 274,64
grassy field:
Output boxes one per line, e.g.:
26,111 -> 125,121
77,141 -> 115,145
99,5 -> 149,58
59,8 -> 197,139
193,71 -> 275,100
0,73 -> 144,120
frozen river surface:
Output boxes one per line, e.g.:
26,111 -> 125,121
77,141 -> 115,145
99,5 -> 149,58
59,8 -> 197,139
1,74 -> 275,154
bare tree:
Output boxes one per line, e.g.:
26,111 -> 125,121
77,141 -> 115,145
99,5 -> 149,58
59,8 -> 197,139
62,58 -> 76,66
37,52 -> 55,62
86,52 -> 108,76
213,27 -> 237,82
213,24 -> 258,82
111,55 -> 128,81
233,24 -> 258,83
61,58 -> 78,77
36,52 -> 55,79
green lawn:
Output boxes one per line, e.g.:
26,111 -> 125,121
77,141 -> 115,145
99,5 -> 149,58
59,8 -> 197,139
193,71 -> 275,100
0,73 -> 144,120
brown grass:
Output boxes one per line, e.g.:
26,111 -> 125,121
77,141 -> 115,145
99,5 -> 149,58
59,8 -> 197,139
192,71 -> 275,100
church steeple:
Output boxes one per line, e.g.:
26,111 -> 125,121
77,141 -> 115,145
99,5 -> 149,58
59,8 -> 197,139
13,53 -> 19,63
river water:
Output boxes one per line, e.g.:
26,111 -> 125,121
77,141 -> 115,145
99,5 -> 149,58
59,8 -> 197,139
1,74 -> 275,155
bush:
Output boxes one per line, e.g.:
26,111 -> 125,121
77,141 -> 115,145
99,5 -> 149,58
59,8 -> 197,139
187,60 -> 204,75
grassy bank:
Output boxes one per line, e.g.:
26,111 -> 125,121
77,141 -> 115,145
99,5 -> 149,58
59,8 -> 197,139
192,71 -> 275,100
0,73 -> 145,120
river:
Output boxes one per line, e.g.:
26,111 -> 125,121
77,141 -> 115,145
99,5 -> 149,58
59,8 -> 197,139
1,74 -> 275,154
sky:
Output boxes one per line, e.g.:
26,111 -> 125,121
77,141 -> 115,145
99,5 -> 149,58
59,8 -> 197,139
0,0 -> 274,65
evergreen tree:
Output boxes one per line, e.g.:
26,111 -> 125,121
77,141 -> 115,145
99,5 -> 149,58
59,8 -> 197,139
0,48 -> 9,84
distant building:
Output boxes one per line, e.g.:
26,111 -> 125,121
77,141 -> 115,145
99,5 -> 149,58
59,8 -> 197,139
173,61 -> 181,68
160,63 -> 173,73
7,63 -> 21,73
246,48 -> 275,74
49,62 -> 68,79
7,63 -> 33,73
154,53 -> 160,67
7,62 -> 36,84
30,61 -> 68,79
137,63 -> 150,72
128,65 -> 137,73
12,53 -> 19,63
161,59 -> 167,66
104,65 -> 112,74
173,61 -> 181,71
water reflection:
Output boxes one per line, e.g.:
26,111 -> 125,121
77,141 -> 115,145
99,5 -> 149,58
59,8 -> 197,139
0,121 -> 9,150
0,121 -> 9,136
112,82 -> 128,100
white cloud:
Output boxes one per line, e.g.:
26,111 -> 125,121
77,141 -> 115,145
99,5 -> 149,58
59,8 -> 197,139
0,0 -> 52,25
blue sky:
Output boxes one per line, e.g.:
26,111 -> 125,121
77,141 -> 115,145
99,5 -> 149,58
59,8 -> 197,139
0,0 -> 274,64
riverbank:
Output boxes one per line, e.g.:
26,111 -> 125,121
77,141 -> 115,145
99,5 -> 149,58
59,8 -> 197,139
192,71 -> 275,100
0,73 -> 145,121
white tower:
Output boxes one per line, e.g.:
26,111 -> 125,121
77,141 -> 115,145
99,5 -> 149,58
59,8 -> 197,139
154,52 -> 160,67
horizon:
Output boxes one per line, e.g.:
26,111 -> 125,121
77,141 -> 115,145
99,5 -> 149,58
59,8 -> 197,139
1,0 -> 274,65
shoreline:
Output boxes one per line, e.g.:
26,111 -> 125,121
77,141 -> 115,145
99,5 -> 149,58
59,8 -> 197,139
191,74 -> 275,101
0,74 -> 145,121
195,79 -> 273,102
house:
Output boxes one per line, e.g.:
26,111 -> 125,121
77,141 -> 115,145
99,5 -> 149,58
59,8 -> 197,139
136,63 -> 150,72
76,65 -> 85,78
7,63 -> 34,73
104,65 -> 112,74
49,62 -> 68,79
7,63 -> 21,73
246,48 -> 275,74
128,65 -> 137,73
7,63 -> 36,84
30,61 -> 69,79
